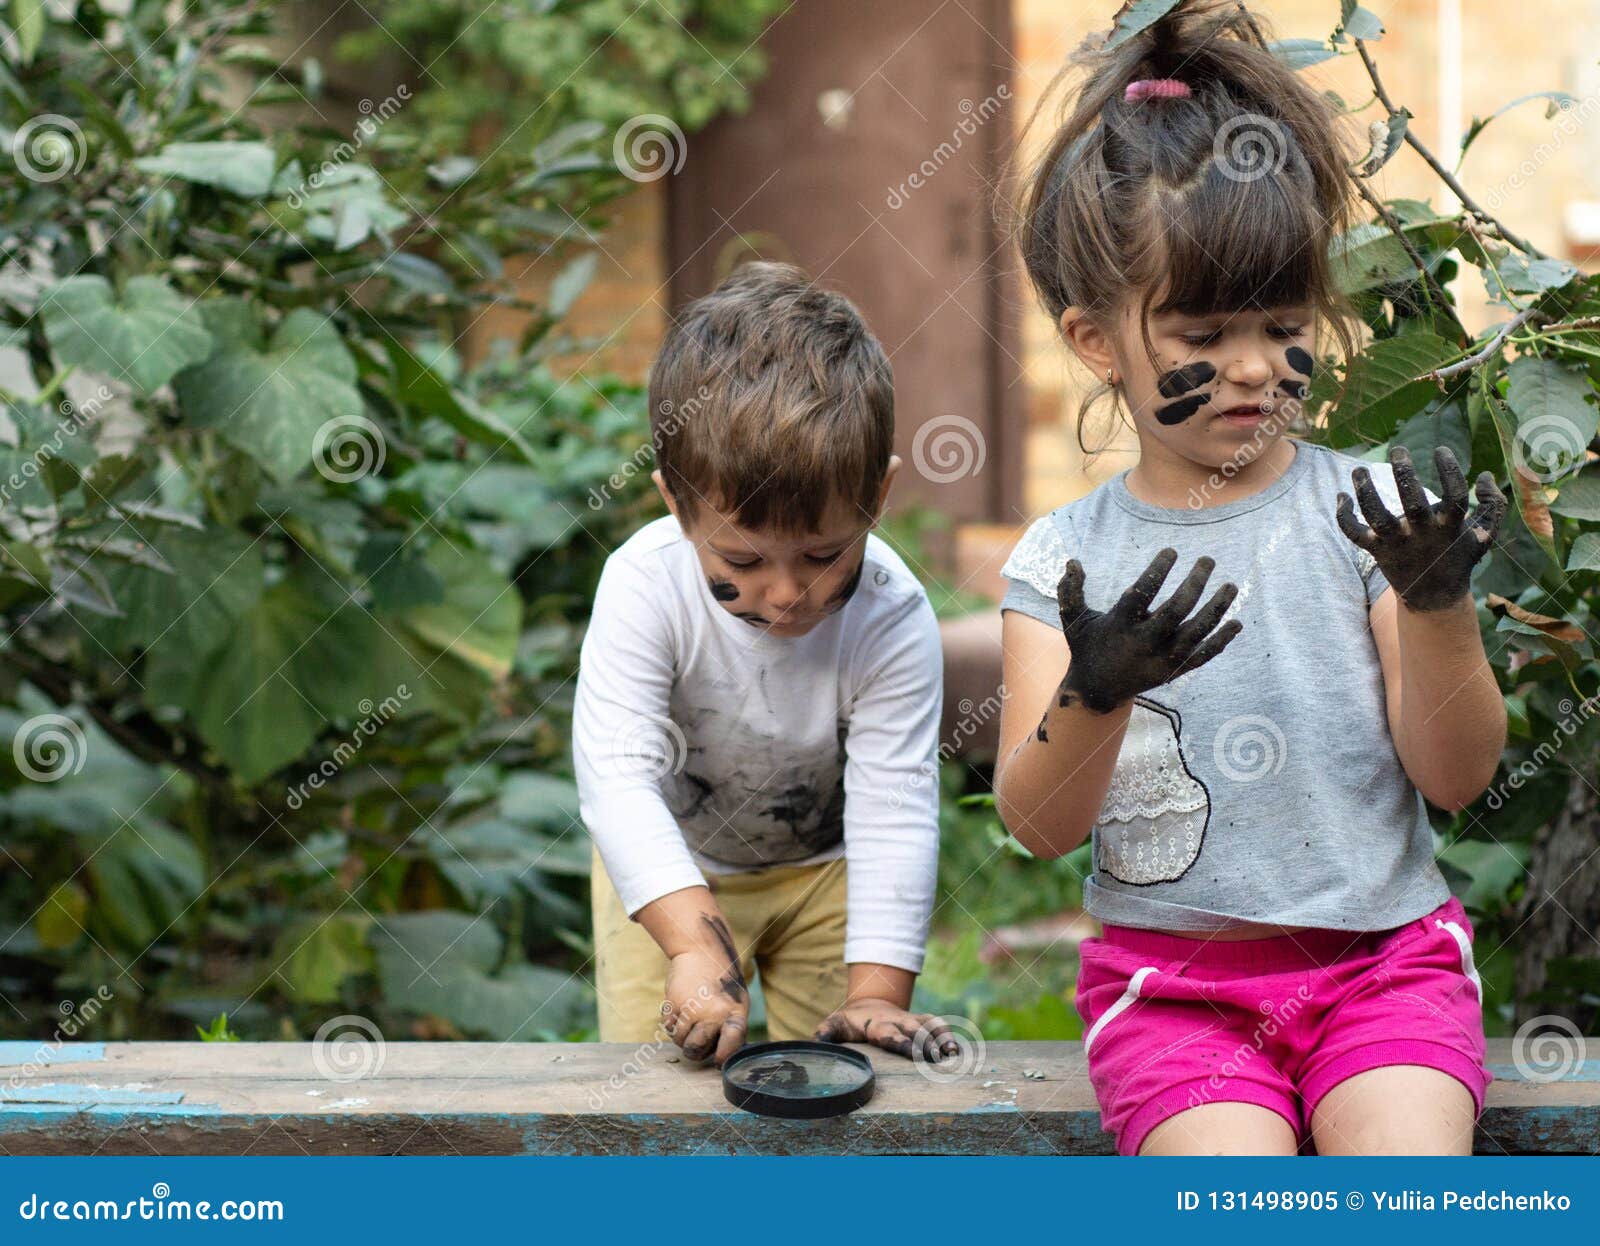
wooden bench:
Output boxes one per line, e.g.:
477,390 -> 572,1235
0,1039 -> 1593,1155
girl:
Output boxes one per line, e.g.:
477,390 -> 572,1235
994,1 -> 1509,1156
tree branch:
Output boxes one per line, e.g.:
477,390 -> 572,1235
1354,37 -> 1548,260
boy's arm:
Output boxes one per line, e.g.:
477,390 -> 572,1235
573,556 -> 748,1060
812,594 -> 956,1061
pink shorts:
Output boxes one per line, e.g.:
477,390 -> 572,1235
1073,895 -> 1492,1155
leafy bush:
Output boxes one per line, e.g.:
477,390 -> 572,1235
0,0 -> 769,1041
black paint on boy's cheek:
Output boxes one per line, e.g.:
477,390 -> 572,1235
1157,362 -> 1218,398
707,576 -> 739,602
1155,393 -> 1210,425
822,556 -> 865,613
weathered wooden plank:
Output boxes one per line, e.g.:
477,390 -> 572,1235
0,1040 -> 1592,1155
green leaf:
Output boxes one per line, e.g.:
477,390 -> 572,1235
497,770 -> 582,830
1334,2 -> 1384,42
134,141 -> 278,197
36,879 -> 88,950
175,300 -> 363,482
1330,221 -> 1415,294
372,911 -> 592,1039
79,525 -> 265,658
1566,532 -> 1600,572
1505,356 -> 1596,480
1550,471 -> 1600,521
39,275 -> 213,394
1270,38 -> 1337,70
547,251 -> 596,317
271,913 -> 373,1004
1105,0 -> 1181,49
383,338 -> 537,465
1331,333 -> 1455,443
164,570 -> 392,782
10,0 -> 45,64
1496,253 -> 1580,296
1460,92 -> 1577,167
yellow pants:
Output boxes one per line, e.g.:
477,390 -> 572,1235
590,847 -> 850,1043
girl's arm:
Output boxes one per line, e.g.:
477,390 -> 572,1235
1369,589 -> 1506,813
993,610 -> 1135,858
995,550 -> 1241,858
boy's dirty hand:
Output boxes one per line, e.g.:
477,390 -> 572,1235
1336,445 -> 1505,613
1054,548 -> 1242,713
814,999 -> 959,1063
662,945 -> 749,1067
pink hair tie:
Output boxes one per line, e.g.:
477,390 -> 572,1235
1125,78 -> 1191,101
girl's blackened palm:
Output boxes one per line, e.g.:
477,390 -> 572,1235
1055,548 -> 1243,714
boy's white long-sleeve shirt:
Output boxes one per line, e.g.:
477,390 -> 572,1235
572,514 -> 943,972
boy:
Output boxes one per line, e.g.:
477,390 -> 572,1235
573,262 -> 955,1067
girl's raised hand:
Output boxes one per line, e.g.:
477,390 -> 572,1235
1054,548 -> 1242,714
1335,446 -> 1506,613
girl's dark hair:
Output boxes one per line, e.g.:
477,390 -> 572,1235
1010,0 -> 1360,457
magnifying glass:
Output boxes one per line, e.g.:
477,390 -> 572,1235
721,1039 -> 876,1119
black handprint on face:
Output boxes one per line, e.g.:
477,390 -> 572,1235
1053,548 -> 1243,715
1335,445 -> 1506,613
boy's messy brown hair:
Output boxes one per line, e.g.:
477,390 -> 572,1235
649,261 -> 894,537
1009,0 -> 1361,456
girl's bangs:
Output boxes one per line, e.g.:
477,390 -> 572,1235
1145,163 -> 1326,317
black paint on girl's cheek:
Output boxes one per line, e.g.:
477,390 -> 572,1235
1157,362 -> 1217,398
822,556 -> 865,613
707,576 -> 739,602
1035,712 -> 1049,743
1284,346 -> 1314,377
1277,377 -> 1307,400
1156,393 -> 1209,425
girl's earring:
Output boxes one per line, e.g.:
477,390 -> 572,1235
1106,367 -> 1117,386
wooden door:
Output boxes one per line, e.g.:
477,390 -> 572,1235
667,0 -> 1021,529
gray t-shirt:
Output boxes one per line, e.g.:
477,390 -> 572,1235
999,438 -> 1451,933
